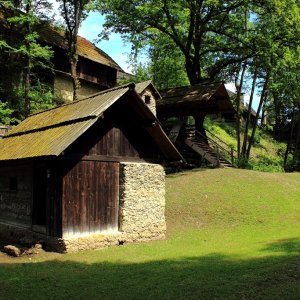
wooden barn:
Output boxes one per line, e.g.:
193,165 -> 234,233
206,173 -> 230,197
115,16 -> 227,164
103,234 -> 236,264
0,83 -> 182,252
0,9 -> 130,104
38,24 -> 127,102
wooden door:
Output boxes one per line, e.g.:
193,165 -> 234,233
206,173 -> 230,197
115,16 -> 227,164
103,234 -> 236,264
62,161 -> 119,236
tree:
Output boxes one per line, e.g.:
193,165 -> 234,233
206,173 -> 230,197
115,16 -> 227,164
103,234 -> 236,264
58,0 -> 90,101
96,0 -> 257,85
148,34 -> 189,89
0,0 -> 54,119
230,0 -> 300,166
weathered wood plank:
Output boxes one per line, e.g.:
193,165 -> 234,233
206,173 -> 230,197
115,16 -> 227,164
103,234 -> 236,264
62,161 -> 119,236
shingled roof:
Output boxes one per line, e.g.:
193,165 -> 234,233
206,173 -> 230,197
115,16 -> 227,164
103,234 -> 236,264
157,82 -> 235,117
0,84 -> 182,162
0,9 -> 122,72
38,24 -> 123,71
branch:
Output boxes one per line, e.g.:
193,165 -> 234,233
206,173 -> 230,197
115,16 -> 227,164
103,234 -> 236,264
207,55 -> 252,79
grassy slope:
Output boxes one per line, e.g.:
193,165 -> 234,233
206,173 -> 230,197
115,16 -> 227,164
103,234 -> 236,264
1,169 -> 300,299
204,118 -> 286,172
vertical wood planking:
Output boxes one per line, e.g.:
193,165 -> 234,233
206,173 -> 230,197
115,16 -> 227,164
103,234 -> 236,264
62,161 -> 119,236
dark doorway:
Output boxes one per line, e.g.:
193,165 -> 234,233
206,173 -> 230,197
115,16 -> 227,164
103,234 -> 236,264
32,167 -> 48,228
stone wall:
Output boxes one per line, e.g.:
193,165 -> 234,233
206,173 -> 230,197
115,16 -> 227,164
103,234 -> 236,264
118,162 -> 166,241
54,75 -> 103,103
140,88 -> 157,116
0,165 -> 32,227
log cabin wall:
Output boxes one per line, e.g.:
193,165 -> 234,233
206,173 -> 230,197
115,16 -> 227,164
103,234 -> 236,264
53,51 -> 118,103
78,57 -> 117,89
0,160 -> 62,240
0,164 -> 32,227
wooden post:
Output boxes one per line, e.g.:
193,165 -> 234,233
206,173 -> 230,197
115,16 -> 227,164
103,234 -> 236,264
231,148 -> 234,165
216,146 -> 220,167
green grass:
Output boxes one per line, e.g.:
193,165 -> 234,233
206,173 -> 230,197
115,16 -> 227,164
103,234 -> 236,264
1,169 -> 300,299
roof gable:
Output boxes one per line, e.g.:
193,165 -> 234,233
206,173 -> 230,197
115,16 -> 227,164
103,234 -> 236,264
0,84 -> 182,162
135,80 -> 161,100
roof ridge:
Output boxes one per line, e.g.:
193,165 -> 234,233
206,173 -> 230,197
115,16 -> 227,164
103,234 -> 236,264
28,83 -> 135,118
81,83 -> 135,100
160,81 -> 224,93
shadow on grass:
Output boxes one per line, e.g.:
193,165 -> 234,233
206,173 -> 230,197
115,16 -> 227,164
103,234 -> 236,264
263,238 -> 300,254
0,241 -> 300,299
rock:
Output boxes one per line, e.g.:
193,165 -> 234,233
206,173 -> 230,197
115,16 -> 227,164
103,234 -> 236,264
3,245 -> 22,257
33,243 -> 43,249
24,248 -> 39,255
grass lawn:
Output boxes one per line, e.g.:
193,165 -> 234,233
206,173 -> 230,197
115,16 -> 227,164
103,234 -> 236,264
1,168 -> 300,299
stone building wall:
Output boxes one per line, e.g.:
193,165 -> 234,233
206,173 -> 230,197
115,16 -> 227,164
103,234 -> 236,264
0,165 -> 32,227
118,162 -> 166,241
0,125 -> 12,138
54,75 -> 103,103
140,88 -> 157,116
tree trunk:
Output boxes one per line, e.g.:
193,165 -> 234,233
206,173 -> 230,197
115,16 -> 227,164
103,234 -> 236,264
70,55 -> 80,102
235,63 -> 247,165
241,67 -> 257,159
24,1 -> 32,117
273,92 -> 282,138
185,56 -> 201,85
194,114 -> 207,143
246,73 -> 270,160
283,103 -> 295,170
24,58 -> 31,117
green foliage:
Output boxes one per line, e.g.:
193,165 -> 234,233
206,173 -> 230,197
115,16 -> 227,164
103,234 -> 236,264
148,34 -> 189,89
96,0 -> 259,84
0,101 -> 14,124
0,0 -> 54,118
29,80 -> 56,114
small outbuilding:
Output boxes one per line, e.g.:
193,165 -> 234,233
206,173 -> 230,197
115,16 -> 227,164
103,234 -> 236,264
135,80 -> 161,116
0,84 -> 182,252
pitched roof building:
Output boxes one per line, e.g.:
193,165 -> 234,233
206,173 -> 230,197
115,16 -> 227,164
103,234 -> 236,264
0,84 -> 182,252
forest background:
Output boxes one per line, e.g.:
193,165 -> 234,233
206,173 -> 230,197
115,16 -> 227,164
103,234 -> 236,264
0,0 -> 300,169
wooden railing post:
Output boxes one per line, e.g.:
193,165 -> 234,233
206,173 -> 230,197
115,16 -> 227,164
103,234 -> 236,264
216,146 -> 220,167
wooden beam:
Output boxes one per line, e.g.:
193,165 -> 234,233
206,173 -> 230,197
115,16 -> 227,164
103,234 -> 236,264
60,154 -> 154,163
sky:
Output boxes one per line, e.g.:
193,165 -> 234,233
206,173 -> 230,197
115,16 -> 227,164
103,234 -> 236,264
78,12 -> 134,73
